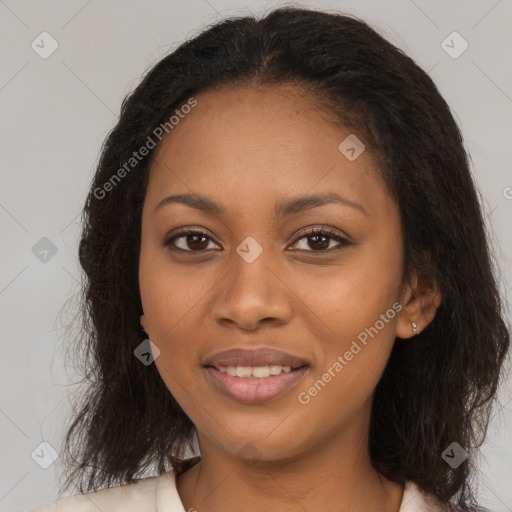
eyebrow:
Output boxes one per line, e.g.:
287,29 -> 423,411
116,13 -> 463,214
154,191 -> 368,219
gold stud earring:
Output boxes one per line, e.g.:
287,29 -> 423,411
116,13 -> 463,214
411,320 -> 418,335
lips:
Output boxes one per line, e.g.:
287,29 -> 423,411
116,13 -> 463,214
205,365 -> 309,404
202,348 -> 310,404
203,347 -> 309,369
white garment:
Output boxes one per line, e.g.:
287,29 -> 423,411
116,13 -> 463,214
31,469 -> 448,512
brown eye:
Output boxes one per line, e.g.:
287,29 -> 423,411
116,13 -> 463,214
164,230 -> 220,252
183,234 -> 209,251
290,228 -> 352,252
305,234 -> 330,250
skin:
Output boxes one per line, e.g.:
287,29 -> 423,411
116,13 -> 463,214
139,84 -> 441,512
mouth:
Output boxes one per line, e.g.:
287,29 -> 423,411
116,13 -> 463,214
205,363 -> 308,378
203,363 -> 310,404
203,347 -> 309,369
202,347 -> 311,404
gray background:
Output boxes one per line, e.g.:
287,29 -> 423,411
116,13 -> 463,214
1,0 -> 511,511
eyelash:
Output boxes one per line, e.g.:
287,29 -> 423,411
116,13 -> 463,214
163,226 -> 352,254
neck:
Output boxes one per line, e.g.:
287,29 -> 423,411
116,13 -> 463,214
176,421 -> 404,512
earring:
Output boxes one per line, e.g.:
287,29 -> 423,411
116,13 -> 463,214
411,320 -> 418,335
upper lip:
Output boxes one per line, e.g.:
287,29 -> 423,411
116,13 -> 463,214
203,348 -> 309,369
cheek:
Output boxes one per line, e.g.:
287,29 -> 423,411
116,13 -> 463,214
301,243 -> 402,386
138,249 -> 221,398
299,248 -> 402,338
296,282 -> 400,432
139,244 -> 211,338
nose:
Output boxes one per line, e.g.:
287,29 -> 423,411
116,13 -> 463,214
210,249 -> 294,331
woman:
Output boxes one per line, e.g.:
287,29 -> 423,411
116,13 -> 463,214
32,6 -> 510,512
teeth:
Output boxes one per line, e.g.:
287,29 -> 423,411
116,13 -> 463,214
269,365 -> 285,375
217,365 -> 293,378
236,366 -> 253,377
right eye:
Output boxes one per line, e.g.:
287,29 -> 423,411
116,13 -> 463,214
163,229 -> 222,252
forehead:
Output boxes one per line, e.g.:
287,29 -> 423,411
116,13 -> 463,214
146,85 -> 390,218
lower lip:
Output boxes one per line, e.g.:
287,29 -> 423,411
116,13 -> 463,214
204,366 -> 309,405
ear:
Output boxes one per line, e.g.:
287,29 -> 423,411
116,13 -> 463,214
140,314 -> 147,333
396,270 -> 442,339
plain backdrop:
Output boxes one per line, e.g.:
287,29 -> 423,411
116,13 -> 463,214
1,1 -> 511,511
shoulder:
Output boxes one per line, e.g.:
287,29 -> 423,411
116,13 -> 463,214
400,481 -> 450,512
30,469 -> 185,512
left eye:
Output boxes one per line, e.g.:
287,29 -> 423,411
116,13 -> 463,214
164,228 -> 351,253
290,228 -> 352,252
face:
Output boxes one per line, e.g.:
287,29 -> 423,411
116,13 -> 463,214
139,84 -> 412,463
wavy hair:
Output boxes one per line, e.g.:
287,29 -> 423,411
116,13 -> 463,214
59,7 -> 510,511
